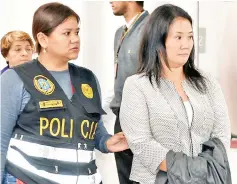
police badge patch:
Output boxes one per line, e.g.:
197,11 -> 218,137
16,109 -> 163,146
33,75 -> 55,95
81,84 -> 93,99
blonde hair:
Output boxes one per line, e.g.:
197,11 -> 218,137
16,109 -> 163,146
1,31 -> 34,58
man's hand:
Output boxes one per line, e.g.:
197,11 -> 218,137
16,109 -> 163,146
106,132 -> 129,152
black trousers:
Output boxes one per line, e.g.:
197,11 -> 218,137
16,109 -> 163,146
113,107 -> 134,184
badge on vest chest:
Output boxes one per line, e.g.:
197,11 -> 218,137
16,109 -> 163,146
81,84 -> 93,99
34,75 -> 55,95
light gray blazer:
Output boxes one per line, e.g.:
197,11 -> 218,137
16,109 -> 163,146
120,73 -> 231,184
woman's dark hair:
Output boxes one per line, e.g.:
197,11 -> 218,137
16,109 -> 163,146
138,4 -> 207,93
32,2 -> 80,53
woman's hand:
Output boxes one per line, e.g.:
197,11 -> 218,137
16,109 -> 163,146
106,132 -> 129,152
159,160 -> 167,172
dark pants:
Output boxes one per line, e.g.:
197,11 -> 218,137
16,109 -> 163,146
113,108 -> 134,184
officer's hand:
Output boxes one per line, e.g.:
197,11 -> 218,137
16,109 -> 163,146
106,132 -> 129,152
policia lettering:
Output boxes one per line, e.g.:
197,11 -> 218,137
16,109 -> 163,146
40,118 -> 98,139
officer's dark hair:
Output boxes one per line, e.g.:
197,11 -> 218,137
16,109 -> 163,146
32,2 -> 80,53
136,1 -> 144,8
138,4 -> 207,93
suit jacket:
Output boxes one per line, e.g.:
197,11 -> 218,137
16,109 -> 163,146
110,11 -> 149,109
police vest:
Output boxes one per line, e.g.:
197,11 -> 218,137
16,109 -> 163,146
6,59 -> 106,184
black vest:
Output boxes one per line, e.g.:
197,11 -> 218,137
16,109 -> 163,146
6,59 -> 106,184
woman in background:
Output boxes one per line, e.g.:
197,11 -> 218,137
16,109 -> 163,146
1,30 -> 34,184
1,31 -> 34,74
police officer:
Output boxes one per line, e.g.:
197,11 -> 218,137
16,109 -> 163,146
1,3 -> 128,184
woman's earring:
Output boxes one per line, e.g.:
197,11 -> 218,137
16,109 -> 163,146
43,48 -> 47,53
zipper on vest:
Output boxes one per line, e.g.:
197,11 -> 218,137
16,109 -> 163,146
78,143 -> 81,149
55,166 -> 58,173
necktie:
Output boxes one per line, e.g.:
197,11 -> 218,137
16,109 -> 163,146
122,25 -> 128,37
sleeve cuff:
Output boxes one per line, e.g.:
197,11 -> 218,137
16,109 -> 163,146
99,134 -> 112,153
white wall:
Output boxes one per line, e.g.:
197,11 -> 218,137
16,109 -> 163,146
80,1 -> 123,96
197,2 -> 237,182
198,1 -> 237,134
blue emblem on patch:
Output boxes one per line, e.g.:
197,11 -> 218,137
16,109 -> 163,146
33,75 -> 55,95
